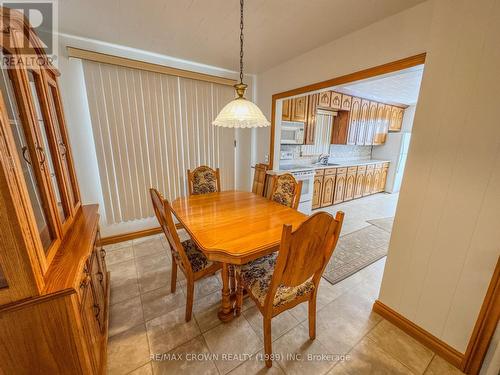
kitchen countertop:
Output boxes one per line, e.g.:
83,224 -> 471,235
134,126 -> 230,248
268,159 -> 390,174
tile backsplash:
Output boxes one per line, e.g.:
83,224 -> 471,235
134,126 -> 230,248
280,144 -> 372,169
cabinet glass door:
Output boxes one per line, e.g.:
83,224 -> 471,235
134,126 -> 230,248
0,67 -> 56,251
27,70 -> 70,225
46,79 -> 79,210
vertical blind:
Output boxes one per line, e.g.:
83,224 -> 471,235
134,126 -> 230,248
301,112 -> 333,156
82,61 -> 235,225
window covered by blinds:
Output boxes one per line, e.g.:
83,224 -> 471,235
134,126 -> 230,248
82,61 -> 235,225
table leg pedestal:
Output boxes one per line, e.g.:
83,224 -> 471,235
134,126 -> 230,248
218,262 -> 235,322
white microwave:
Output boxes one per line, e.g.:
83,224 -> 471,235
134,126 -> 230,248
280,121 -> 305,144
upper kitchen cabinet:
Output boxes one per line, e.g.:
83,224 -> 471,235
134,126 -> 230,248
346,96 -> 362,145
356,99 -> 370,145
282,95 -> 309,122
305,93 -> 319,145
318,91 -> 331,108
364,101 -> 378,145
330,92 -> 342,110
389,105 -> 404,131
291,95 -> 308,122
373,103 -> 389,145
341,94 -> 352,110
282,98 -> 292,121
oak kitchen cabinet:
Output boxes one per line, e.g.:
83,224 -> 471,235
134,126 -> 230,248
321,169 -> 336,207
305,93 -> 319,145
347,97 -> 362,145
282,95 -> 308,122
318,91 -> 331,108
0,8 -> 108,374
389,105 -> 405,131
354,165 -> 366,199
333,167 -> 347,204
311,162 -> 389,210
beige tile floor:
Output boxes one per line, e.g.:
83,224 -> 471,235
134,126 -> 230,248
106,192 -> 464,375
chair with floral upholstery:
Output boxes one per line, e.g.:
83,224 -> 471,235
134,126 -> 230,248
234,211 -> 344,368
268,173 -> 302,209
187,165 -> 221,195
150,188 -> 221,321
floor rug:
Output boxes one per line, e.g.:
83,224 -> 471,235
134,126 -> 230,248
323,224 -> 391,285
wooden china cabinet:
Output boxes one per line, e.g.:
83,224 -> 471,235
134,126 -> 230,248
0,8 -> 108,374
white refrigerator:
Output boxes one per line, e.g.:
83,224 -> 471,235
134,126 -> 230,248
372,132 -> 412,193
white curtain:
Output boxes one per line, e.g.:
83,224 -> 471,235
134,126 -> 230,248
82,61 -> 235,225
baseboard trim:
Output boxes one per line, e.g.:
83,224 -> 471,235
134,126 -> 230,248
372,300 -> 464,369
100,224 -> 183,245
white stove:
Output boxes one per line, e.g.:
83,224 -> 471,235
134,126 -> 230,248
286,167 -> 315,214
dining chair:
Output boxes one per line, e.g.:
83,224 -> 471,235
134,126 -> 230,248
150,188 -> 221,321
234,211 -> 344,367
252,163 -> 269,196
269,173 -> 302,209
187,165 -> 221,195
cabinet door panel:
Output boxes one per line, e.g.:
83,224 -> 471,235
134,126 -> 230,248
318,91 -> 331,108
312,175 -> 323,209
46,77 -> 80,212
0,66 -> 58,254
341,94 -> 352,111
354,170 -> 365,199
365,101 -> 378,145
372,167 -> 382,194
320,175 -> 335,207
343,172 -> 356,201
330,92 -> 342,110
347,97 -> 361,145
282,99 -> 291,121
357,100 -> 370,145
27,70 -> 70,227
305,93 -> 318,145
333,173 -> 346,204
291,96 -> 308,122
363,169 -> 374,196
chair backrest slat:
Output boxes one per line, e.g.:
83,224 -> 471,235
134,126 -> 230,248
149,188 -> 192,275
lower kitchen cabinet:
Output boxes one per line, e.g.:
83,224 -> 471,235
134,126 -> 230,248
343,167 -> 357,201
333,168 -> 347,204
312,173 -> 323,209
312,162 -> 389,210
321,172 -> 336,207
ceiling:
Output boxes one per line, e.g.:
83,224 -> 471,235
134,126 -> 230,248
59,0 -> 425,74
334,65 -> 424,105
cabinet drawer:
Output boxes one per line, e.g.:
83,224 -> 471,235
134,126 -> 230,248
347,166 -> 357,174
315,169 -> 325,176
357,165 -> 367,173
366,164 -> 375,171
325,168 -> 337,175
375,163 -> 383,170
336,167 -> 347,175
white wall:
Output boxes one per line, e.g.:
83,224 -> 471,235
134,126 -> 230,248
56,34 -> 254,236
379,0 -> 500,355
254,1 -> 433,165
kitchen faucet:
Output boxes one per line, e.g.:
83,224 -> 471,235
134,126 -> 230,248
317,153 -> 329,165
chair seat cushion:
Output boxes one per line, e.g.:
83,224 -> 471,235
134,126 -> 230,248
174,239 -> 212,273
238,253 -> 314,308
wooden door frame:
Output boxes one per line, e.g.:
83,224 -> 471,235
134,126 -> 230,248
268,53 -> 426,169
267,52 -> 499,374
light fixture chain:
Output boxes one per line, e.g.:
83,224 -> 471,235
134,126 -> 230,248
239,0 -> 244,84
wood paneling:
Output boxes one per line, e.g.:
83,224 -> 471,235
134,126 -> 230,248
330,111 -> 349,145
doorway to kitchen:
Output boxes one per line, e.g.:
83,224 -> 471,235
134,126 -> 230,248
269,55 -> 425,286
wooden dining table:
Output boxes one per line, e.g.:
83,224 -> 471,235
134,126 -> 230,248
171,190 -> 308,322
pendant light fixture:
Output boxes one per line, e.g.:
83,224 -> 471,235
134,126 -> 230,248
212,0 -> 270,128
